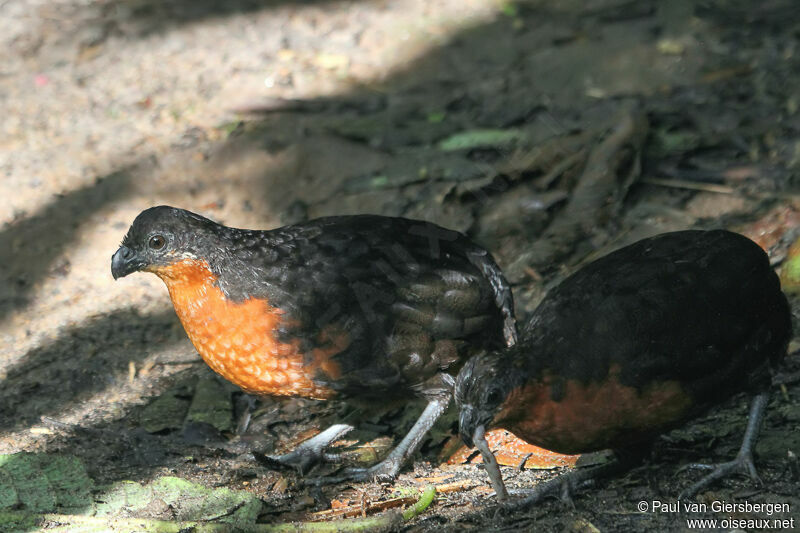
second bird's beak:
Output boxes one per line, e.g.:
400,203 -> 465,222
111,245 -> 140,280
473,424 -> 510,500
459,405 -> 477,447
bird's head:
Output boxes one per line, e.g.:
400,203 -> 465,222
455,350 -> 520,448
111,206 -> 223,280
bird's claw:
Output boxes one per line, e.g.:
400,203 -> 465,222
305,461 -> 399,486
342,465 -> 398,484
676,462 -> 715,474
253,450 -> 319,476
524,477 -> 575,505
254,423 -> 354,477
679,452 -> 762,499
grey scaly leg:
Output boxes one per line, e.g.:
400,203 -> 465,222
311,395 -> 450,484
679,392 -> 768,499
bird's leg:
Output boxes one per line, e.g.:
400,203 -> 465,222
679,392 -> 768,499
310,395 -> 450,484
235,394 -> 258,435
255,423 -> 354,475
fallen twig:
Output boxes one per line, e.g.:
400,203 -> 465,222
310,484 -> 438,523
310,495 -> 417,521
507,103 -> 648,278
642,177 -> 800,201
429,480 -> 481,494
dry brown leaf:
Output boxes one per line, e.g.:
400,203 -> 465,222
448,429 -> 580,469
272,476 -> 288,494
736,204 -> 800,251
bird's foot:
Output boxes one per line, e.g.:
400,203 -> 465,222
498,469 -> 595,510
308,397 -> 449,486
495,453 -> 635,512
254,424 -> 353,476
254,448 -> 322,475
679,451 -> 761,499
339,458 -> 401,483
306,457 -> 401,486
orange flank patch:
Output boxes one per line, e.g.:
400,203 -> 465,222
149,259 -> 344,399
493,366 -> 692,455
448,429 -> 580,470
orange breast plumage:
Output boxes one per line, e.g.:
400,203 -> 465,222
150,259 -> 342,399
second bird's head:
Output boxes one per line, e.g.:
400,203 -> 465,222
111,206 -> 224,280
455,350 -> 522,448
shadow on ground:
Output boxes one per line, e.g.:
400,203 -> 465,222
0,308 -> 184,434
0,170 -> 133,321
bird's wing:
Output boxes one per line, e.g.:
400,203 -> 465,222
219,215 -> 514,399
525,230 -> 789,398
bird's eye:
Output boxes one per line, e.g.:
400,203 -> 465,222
486,387 -> 502,405
148,235 -> 166,250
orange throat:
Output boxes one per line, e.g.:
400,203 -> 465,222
150,259 -> 340,399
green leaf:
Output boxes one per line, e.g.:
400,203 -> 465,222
402,485 -> 436,521
0,453 -> 93,513
426,111 -> 446,123
437,128 -> 526,151
500,2 -> 518,17
139,389 -> 191,433
649,129 -> 702,156
186,377 -> 234,433
780,239 -> 800,293
96,476 -> 261,526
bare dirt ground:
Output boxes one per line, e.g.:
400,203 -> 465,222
1,0 -> 799,531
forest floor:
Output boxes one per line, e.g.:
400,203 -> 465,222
1,0 -> 799,531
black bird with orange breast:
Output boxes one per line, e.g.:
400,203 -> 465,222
112,206 -> 516,481
456,230 -> 791,501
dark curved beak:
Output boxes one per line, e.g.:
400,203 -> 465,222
459,404 -> 477,447
111,246 -> 139,279
473,424 -> 509,500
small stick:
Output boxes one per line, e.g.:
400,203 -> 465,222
642,177 -> 800,200
641,177 -> 737,194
